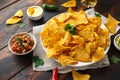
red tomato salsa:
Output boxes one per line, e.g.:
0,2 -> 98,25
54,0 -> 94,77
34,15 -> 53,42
10,33 -> 34,54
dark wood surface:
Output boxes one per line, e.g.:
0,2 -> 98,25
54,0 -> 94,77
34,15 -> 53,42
0,0 -> 120,80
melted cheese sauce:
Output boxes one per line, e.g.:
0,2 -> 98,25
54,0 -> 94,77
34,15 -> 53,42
29,7 -> 41,17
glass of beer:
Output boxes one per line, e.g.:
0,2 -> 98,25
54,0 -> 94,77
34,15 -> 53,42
44,0 -> 58,5
80,0 -> 97,8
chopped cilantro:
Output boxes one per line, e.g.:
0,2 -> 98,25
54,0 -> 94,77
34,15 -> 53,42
110,55 -> 120,63
16,38 -> 24,48
33,55 -> 44,67
65,23 -> 71,31
18,22 -> 25,28
65,24 -> 76,35
70,27 -> 76,35
95,13 -> 101,17
16,38 -> 22,43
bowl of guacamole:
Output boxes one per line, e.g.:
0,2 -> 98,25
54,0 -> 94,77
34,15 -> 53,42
114,34 -> 120,51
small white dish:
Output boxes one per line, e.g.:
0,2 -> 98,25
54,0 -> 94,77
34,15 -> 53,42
8,32 -> 36,55
27,6 -> 43,20
114,34 -> 120,51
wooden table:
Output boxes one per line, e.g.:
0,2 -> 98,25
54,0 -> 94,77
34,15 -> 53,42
0,0 -> 120,80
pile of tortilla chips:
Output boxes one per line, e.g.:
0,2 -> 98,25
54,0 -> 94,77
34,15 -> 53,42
40,9 -> 111,66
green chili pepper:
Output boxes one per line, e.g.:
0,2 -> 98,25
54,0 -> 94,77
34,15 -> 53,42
42,4 -> 59,11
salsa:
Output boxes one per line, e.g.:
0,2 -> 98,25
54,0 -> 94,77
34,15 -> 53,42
10,33 -> 34,54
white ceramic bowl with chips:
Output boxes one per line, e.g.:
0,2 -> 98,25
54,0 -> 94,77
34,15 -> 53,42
40,13 -> 111,67
27,6 -> 43,20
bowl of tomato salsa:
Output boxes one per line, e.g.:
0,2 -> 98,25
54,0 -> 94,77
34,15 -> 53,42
8,32 -> 36,55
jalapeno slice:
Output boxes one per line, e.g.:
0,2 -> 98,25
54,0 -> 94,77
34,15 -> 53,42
42,4 -> 59,11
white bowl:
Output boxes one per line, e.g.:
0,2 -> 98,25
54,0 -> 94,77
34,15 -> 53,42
40,13 -> 111,67
8,32 -> 36,55
114,34 -> 120,51
27,6 -> 43,20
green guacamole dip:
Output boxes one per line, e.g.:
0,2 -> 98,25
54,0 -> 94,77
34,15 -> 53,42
115,35 -> 120,47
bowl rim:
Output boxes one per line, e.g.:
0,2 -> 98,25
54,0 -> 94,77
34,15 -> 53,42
8,32 -> 37,55
114,34 -> 120,51
27,6 -> 43,17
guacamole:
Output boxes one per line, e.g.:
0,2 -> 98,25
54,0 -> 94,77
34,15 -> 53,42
115,35 -> 120,47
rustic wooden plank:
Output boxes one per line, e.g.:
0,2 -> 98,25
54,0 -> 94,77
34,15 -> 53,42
0,47 -> 32,80
0,0 -> 19,10
10,65 -> 69,80
95,0 -> 119,14
108,1 -> 120,21
10,62 -> 120,80
10,66 -> 44,80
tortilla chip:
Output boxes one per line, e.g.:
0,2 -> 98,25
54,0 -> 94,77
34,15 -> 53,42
60,32 -> 72,46
78,10 -> 89,24
79,24 -> 96,41
92,47 -> 105,62
6,16 -> 22,24
58,13 -> 73,22
105,14 -> 120,33
65,10 -> 88,25
56,54 -> 78,66
61,0 -> 76,8
28,7 -> 34,15
76,24 -> 87,31
71,35 -> 85,45
14,10 -> 23,17
90,41 -> 97,53
6,10 -> 23,24
46,48 -> 57,58
68,7 -> 75,13
40,18 -> 65,48
70,45 -> 92,62
88,17 -> 102,27
72,69 -> 91,80
85,42 -> 92,55
97,28 -> 110,49
46,41 -> 71,58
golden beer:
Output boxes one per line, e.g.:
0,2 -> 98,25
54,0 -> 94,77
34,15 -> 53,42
44,0 -> 58,5
80,0 -> 97,8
